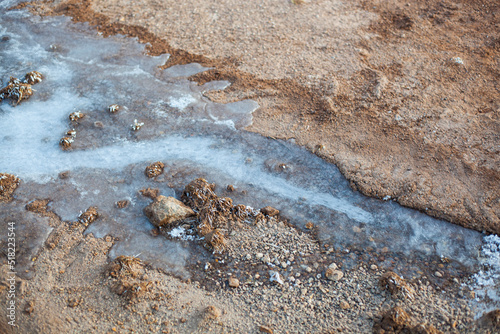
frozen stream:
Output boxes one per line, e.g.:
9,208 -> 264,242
0,1 -> 498,316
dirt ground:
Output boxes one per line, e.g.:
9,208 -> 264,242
0,178 -> 494,333
22,0 -> 499,235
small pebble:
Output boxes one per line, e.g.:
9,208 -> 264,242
229,277 -> 240,288
325,269 -> 344,281
340,301 -> 350,310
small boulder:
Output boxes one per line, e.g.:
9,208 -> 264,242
143,196 -> 195,228
340,300 -> 350,310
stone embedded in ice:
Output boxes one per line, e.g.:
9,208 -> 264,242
143,195 -> 195,228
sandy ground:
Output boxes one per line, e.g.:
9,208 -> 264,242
1,0 -> 499,333
23,0 -> 499,235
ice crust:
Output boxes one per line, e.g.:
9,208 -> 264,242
469,235 -> 500,318
0,2 -> 498,307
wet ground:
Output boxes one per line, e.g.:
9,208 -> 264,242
0,2 -> 499,332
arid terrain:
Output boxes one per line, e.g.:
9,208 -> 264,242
23,0 -> 499,234
1,0 -> 499,333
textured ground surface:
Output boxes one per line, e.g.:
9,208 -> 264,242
24,0 -> 499,234
1,0 -> 499,333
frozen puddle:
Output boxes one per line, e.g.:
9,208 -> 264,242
0,1 -> 498,314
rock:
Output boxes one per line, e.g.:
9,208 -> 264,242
58,171 -> 70,179
108,104 -> 120,113
370,264 -> 378,270
373,307 -> 413,333
260,206 -> 279,216
228,277 -> 240,288
116,200 -> 129,209
262,254 -> 271,263
380,271 -> 415,300
143,195 -> 195,228
69,111 -> 85,121
372,71 -> 388,99
24,300 -> 35,314
205,305 -> 222,320
434,271 -> 443,278
328,263 -> 338,270
259,325 -> 273,334
325,268 -> 344,281
67,297 -> 80,308
305,222 -> 314,229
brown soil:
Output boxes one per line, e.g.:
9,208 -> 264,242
18,0 -> 499,234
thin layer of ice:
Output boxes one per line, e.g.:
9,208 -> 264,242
0,3 -> 498,312
161,63 -> 210,78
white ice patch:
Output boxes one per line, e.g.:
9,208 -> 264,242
468,234 -> 500,318
167,94 -> 197,110
161,63 -> 210,78
168,227 -> 196,241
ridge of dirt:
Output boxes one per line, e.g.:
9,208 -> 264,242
14,0 -> 499,235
